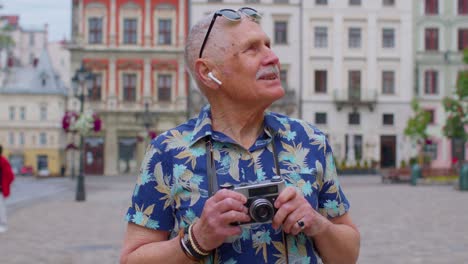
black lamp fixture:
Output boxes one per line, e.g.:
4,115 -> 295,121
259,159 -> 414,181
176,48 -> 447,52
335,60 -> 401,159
71,63 -> 94,202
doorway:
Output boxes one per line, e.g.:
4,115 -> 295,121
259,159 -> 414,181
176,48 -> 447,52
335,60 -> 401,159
380,135 -> 396,168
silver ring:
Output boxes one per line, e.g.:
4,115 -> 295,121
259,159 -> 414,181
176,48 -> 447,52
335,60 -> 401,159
297,219 -> 305,230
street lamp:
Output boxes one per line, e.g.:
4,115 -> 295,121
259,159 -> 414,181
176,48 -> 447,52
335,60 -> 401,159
71,64 -> 94,202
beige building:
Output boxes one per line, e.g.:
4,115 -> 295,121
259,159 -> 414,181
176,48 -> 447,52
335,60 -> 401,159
69,0 -> 189,176
0,49 -> 67,176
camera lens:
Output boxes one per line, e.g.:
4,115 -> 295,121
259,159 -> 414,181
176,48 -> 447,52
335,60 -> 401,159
249,199 -> 274,223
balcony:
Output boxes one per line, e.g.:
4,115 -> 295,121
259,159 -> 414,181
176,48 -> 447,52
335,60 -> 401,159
333,89 -> 377,111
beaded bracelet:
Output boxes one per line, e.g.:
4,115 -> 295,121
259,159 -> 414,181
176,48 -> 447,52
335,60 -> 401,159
178,227 -> 201,261
188,224 -> 210,256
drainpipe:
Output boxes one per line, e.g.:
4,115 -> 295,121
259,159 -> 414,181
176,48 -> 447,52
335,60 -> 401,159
298,0 -> 303,119
186,0 -> 192,120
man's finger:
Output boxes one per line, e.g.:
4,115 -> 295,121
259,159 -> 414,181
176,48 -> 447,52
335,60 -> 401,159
211,188 -> 247,204
274,186 -> 297,208
215,197 -> 248,214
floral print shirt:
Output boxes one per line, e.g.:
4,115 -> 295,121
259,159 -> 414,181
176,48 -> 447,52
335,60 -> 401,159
126,105 -> 350,264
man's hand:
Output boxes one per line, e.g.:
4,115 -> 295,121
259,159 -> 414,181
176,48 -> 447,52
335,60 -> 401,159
272,187 -> 331,237
192,189 -> 251,251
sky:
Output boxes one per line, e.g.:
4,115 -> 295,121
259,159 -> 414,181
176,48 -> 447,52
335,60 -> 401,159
1,0 -> 71,41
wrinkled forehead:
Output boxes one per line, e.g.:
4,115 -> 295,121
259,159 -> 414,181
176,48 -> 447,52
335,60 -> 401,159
213,17 -> 265,47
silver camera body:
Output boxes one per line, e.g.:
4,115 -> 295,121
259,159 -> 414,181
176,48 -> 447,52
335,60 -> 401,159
229,175 -> 286,225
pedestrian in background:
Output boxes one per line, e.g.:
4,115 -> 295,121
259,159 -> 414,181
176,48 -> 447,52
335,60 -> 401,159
0,144 -> 15,233
121,7 -> 359,264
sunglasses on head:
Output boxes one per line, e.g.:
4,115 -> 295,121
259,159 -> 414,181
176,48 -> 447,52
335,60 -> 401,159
198,7 -> 262,58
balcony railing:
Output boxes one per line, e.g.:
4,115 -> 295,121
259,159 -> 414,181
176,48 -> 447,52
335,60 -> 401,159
270,89 -> 297,115
333,89 -> 377,111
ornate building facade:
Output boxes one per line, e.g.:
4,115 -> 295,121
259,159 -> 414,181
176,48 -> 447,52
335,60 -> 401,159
414,0 -> 468,168
69,0 -> 189,176
302,0 -> 414,169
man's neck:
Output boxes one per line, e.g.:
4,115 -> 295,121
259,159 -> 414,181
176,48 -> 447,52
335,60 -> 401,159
210,104 -> 265,150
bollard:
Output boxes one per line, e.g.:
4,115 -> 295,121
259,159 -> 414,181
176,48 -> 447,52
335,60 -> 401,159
460,164 -> 468,191
411,164 -> 421,186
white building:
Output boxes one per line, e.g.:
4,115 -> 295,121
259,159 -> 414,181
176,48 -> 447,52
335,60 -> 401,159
302,0 -> 413,169
189,0 -> 301,117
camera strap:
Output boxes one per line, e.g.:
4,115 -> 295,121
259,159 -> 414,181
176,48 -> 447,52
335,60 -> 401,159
204,128 -> 289,264
205,127 -> 281,196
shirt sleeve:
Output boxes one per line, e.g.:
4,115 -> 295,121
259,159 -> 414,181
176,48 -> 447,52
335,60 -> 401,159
125,138 -> 175,231
317,136 -> 350,218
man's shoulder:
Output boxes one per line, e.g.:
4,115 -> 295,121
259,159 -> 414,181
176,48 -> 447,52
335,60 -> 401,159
266,111 -> 326,137
150,118 -> 197,146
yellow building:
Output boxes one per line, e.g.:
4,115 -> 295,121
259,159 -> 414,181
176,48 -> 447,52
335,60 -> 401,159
0,49 -> 67,177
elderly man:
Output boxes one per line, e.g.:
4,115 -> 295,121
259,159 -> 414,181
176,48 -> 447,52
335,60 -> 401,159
121,7 -> 359,264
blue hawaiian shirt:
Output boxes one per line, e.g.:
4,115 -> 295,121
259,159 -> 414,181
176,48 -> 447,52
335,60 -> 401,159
126,105 -> 350,264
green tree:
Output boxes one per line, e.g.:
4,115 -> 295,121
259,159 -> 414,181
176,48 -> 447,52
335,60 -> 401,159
442,50 -> 468,142
404,98 -> 431,165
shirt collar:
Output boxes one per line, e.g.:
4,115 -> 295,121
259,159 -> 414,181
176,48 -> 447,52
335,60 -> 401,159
188,105 -> 287,147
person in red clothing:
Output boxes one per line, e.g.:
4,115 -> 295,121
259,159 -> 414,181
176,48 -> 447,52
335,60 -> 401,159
0,144 -> 15,233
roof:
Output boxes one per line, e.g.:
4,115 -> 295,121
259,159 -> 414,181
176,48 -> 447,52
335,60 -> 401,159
0,49 -> 67,95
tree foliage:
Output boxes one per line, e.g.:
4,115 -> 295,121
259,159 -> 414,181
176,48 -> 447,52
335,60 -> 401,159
404,98 -> 431,145
442,50 -> 468,141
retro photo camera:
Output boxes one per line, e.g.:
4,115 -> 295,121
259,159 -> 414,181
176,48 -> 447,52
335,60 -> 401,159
224,175 -> 286,225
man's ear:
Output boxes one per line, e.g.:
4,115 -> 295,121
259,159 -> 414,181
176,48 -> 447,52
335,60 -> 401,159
194,59 -> 221,90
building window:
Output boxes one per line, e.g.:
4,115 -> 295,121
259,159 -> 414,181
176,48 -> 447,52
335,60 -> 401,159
40,106 -> 47,121
314,27 -> 328,48
89,73 -> 102,101
424,70 -> 438,94
158,74 -> 172,102
349,0 -> 361,6
315,70 -> 327,93
274,0 -> 289,3
123,18 -> 137,44
424,142 -> 438,160
425,0 -> 438,15
349,70 -> 361,100
37,155 -> 48,171
274,21 -> 288,44
123,73 -> 137,102
245,0 -> 260,3
354,135 -> 363,160
348,27 -> 361,48
280,69 -> 288,89
348,112 -> 360,125
20,107 -> 26,120
8,132 -> 14,146
382,28 -> 395,48
88,17 -> 103,44
316,0 -> 327,5
315,112 -> 327,124
383,0 -> 395,6
19,132 -> 25,145
425,109 -> 435,124
9,106 -> 15,120
383,113 -> 394,125
425,28 -> 439,51
158,19 -> 172,45
459,0 -> 468,14
39,132 -> 47,145
382,71 -> 395,94
458,29 -> 468,51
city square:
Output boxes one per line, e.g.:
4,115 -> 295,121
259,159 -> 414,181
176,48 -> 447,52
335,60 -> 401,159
0,175 -> 467,263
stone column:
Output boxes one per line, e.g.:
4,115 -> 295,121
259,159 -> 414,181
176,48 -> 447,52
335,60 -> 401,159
108,57 -> 117,109
78,0 -> 84,45
144,0 -> 151,46
143,58 -> 151,100
104,121 -> 118,176
110,0 -> 117,46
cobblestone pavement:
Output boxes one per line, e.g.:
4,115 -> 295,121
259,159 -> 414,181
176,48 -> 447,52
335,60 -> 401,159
0,175 -> 467,263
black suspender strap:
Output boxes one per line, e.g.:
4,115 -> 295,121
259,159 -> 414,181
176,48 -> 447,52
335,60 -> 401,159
206,140 -> 217,197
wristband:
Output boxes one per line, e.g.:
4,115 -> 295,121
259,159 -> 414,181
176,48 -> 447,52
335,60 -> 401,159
178,227 -> 201,261
188,224 -> 210,256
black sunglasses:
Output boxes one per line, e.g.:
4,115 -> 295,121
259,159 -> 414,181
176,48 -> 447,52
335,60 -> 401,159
198,7 -> 261,58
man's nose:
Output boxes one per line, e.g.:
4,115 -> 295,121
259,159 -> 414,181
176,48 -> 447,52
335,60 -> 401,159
262,48 -> 279,66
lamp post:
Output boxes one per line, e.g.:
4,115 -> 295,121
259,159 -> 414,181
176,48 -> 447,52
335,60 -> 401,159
71,64 -> 94,202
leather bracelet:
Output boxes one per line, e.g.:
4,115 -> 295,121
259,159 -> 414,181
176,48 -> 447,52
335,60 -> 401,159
178,227 -> 201,261
188,224 -> 210,256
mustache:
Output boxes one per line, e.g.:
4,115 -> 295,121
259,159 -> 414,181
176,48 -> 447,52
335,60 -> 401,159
256,65 -> 280,80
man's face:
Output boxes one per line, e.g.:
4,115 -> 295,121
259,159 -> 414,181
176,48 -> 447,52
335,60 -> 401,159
216,19 -> 285,107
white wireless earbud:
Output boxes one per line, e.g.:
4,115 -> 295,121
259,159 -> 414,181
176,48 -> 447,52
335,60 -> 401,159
208,72 -> 222,85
